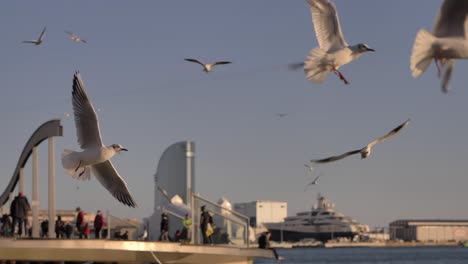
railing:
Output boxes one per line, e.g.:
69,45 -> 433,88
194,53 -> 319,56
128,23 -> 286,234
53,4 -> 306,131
192,194 -> 250,247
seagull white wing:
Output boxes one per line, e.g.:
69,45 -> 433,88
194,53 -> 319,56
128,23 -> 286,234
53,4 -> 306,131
22,40 -> 38,44
311,149 -> 361,163
432,0 -> 468,38
367,119 -> 410,148
72,72 -> 104,149
92,160 -> 137,207
38,27 -> 46,41
65,31 -> 75,37
307,0 -> 348,52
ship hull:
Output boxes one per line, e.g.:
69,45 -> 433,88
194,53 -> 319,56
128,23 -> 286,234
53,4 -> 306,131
267,229 -> 356,243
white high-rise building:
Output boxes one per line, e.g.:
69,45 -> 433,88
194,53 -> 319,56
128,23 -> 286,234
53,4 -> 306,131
234,201 -> 287,229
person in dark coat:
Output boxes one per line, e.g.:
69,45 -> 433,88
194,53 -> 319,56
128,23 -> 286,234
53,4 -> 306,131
200,205 -> 213,244
258,231 -> 281,260
159,212 -> 170,241
64,222 -> 73,239
75,207 -> 85,239
94,210 -> 104,239
10,192 -> 31,237
55,215 -> 65,238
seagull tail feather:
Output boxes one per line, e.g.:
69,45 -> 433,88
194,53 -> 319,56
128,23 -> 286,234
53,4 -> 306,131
61,149 -> 89,179
410,29 -> 435,78
304,48 -> 329,83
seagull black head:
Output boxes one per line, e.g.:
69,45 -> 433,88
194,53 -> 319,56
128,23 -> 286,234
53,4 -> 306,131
111,144 -> 128,152
357,43 -> 375,53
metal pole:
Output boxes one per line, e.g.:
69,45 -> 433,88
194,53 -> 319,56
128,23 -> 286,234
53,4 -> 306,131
32,146 -> 40,238
106,210 -> 111,239
19,168 -> 24,194
48,137 -> 56,238
186,141 -> 194,206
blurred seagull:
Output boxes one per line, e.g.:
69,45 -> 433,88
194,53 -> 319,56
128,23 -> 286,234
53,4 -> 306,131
61,72 -> 137,207
290,0 -> 374,85
410,0 -> 468,93
184,58 -> 232,72
157,185 -> 171,202
276,113 -> 289,118
311,119 -> 410,164
22,27 -> 46,46
66,31 -> 87,43
307,174 -> 321,186
304,164 -> 314,174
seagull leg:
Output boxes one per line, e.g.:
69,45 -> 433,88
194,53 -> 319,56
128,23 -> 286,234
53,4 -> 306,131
79,167 -> 86,177
333,69 -> 349,85
434,59 -> 442,78
74,161 -> 82,172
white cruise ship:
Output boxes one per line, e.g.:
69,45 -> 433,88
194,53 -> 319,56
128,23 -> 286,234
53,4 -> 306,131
263,195 -> 369,242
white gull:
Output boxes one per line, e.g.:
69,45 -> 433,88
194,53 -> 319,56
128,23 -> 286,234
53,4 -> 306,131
22,27 -> 46,46
61,72 -> 137,207
410,0 -> 468,93
290,0 -> 374,85
184,58 -> 232,72
310,119 -> 410,164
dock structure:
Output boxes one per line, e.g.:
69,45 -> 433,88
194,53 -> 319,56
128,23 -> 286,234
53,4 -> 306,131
0,238 -> 273,264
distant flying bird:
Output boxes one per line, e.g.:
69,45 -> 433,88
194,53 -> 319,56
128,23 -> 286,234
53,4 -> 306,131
275,113 -> 289,118
311,119 -> 410,164
307,174 -> 321,186
61,72 -> 137,207
304,164 -> 314,174
290,0 -> 374,85
157,185 -> 171,202
184,58 -> 232,72
66,31 -> 87,43
410,0 -> 468,93
22,27 -> 46,46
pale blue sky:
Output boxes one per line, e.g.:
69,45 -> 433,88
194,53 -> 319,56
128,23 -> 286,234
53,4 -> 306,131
1,1 -> 467,228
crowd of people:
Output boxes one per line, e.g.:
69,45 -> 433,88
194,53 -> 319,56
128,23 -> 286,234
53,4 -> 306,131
0,192 -> 109,239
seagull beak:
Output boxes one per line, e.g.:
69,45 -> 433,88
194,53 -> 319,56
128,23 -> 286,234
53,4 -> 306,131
121,148 -> 128,151
367,48 -> 375,52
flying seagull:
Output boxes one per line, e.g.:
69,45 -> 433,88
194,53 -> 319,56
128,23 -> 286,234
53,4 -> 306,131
276,113 -> 289,118
289,0 -> 374,85
307,174 -> 321,186
304,164 -> 314,174
311,119 -> 410,164
157,185 -> 171,202
410,0 -> 468,93
22,27 -> 46,46
66,31 -> 87,43
184,58 -> 232,72
61,72 -> 137,207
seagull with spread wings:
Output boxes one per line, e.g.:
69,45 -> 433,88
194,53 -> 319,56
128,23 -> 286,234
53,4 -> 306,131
22,27 -> 47,46
184,58 -> 232,72
61,72 -> 137,207
311,119 -> 410,164
307,174 -> 321,186
290,0 -> 374,85
66,31 -> 87,43
410,0 -> 468,93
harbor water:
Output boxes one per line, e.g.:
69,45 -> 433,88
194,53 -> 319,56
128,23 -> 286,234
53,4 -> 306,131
254,247 -> 468,264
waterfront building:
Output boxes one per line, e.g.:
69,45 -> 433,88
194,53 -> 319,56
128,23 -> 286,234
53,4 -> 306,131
233,200 -> 287,229
389,219 -> 468,242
